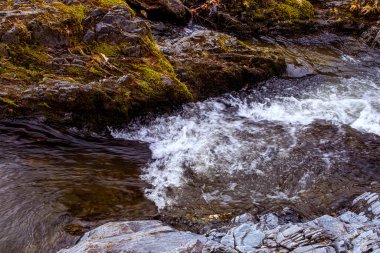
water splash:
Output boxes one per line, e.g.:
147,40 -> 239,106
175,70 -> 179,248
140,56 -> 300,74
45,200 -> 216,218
113,66 -> 380,212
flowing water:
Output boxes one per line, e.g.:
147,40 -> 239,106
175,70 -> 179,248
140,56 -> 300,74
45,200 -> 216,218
0,122 -> 157,253
0,34 -> 379,252
113,35 -> 380,221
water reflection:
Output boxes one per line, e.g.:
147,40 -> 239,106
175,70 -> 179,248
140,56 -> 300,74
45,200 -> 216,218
0,121 -> 156,253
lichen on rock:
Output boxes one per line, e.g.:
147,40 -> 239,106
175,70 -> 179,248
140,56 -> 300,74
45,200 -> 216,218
0,0 -> 191,129
159,28 -> 286,100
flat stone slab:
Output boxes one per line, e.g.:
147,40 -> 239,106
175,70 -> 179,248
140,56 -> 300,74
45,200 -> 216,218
58,220 -> 235,253
59,192 -> 380,253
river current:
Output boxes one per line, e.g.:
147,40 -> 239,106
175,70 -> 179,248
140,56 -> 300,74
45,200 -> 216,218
113,36 -> 380,220
0,35 -> 379,252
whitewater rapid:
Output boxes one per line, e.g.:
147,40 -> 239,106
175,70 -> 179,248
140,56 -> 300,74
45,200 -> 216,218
112,55 -> 380,212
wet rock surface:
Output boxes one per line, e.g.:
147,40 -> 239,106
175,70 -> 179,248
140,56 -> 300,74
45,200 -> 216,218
58,220 -> 234,253
59,192 -> 380,253
0,1 -> 379,253
158,28 -> 286,99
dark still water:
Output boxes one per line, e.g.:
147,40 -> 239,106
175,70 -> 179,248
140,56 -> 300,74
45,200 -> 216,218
0,121 -> 156,253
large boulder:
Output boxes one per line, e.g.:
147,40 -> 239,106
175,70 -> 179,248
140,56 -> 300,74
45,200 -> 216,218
0,1 -> 191,129
57,220 -> 235,253
159,29 -> 286,100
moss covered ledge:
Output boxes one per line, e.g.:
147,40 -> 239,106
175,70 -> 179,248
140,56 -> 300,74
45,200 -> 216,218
0,0 -> 191,129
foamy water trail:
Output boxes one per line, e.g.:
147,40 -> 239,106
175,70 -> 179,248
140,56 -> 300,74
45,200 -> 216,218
112,68 -> 380,209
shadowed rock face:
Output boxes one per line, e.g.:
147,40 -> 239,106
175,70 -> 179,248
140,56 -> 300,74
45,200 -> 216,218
58,192 -> 380,252
159,29 -> 286,100
183,0 -> 379,41
361,26 -> 380,49
127,0 -> 192,24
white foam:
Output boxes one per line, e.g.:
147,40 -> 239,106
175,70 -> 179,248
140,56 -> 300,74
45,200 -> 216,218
112,74 -> 380,209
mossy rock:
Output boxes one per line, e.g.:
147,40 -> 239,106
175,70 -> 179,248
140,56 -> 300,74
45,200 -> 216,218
276,0 -> 314,21
0,1 -> 192,129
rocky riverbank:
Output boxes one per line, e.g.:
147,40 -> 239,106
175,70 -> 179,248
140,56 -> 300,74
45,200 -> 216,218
59,192 -> 380,252
0,0 -> 288,130
0,1 -> 379,252
1,0 -> 378,130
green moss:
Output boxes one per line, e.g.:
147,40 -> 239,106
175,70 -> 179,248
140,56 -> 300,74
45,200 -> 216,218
217,34 -> 230,52
4,45 -> 51,82
226,0 -> 314,22
38,102 -> 51,108
42,74 -> 77,83
134,66 -> 162,97
65,65 -> 86,77
92,43 -> 126,57
97,0 -> 135,15
133,64 -> 191,102
48,2 -> 88,24
0,61 -> 42,82
138,34 -> 178,75
0,97 -> 16,106
1,0 -> 191,114
277,0 -> 314,20
20,45 -> 51,64
88,62 -> 109,77
277,3 -> 301,20
134,34 -> 192,100
238,40 -> 254,50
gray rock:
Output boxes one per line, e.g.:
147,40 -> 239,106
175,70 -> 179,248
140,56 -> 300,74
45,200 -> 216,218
58,220 -> 235,253
58,193 -> 380,253
95,22 -> 114,33
83,30 -> 95,43
293,245 -> 336,253
28,19 -> 69,47
259,214 -> 279,230
220,223 -> 265,251
231,213 -> 255,224
2,26 -> 24,43
361,26 -> 380,49
285,60 -> 314,78
117,74 -> 133,84
214,192 -> 380,253
86,8 -> 149,44
159,29 -> 286,100
352,192 -> 380,219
